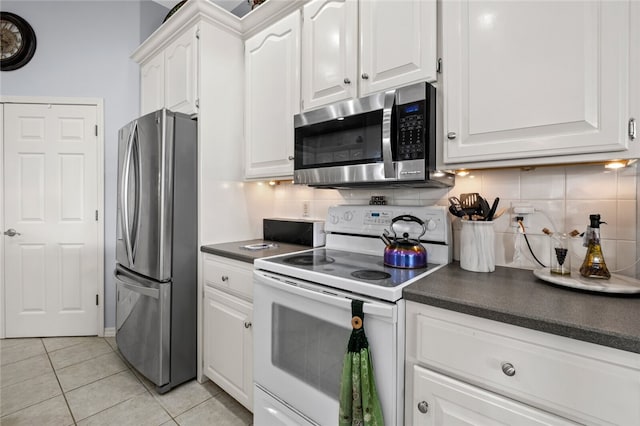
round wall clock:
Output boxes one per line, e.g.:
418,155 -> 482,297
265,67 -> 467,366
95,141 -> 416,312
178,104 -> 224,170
1,12 -> 37,71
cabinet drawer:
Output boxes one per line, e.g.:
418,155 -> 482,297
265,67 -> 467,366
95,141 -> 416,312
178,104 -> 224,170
412,306 -> 640,425
203,255 -> 253,300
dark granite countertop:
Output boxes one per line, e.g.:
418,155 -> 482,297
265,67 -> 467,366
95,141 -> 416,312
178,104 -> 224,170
201,239 -> 311,264
404,263 -> 640,354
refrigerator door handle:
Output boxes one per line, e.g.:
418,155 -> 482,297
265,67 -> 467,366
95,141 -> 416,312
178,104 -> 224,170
121,120 -> 137,266
116,275 -> 160,299
131,130 -> 142,261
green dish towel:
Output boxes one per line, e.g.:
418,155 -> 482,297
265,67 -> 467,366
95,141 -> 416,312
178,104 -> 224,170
338,300 -> 385,426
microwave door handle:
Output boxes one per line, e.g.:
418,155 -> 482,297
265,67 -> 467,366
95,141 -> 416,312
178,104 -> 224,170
381,89 -> 396,179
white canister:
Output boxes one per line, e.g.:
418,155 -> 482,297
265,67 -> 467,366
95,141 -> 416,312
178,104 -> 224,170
460,220 -> 495,272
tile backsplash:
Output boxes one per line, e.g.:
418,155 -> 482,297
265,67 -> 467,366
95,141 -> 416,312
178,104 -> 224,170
252,163 -> 639,278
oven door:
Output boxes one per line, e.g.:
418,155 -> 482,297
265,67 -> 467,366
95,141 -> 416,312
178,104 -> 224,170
253,270 -> 403,426
293,89 -> 397,187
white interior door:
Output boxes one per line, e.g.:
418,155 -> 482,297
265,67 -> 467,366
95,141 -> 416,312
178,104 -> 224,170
3,102 -> 100,337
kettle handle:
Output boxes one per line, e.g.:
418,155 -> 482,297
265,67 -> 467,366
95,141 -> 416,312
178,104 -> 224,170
390,215 -> 427,239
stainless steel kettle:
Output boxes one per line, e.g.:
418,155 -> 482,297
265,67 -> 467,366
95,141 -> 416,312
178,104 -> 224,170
381,215 -> 427,269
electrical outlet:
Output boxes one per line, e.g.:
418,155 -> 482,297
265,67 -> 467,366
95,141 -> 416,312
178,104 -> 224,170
302,200 -> 310,218
510,203 -> 534,228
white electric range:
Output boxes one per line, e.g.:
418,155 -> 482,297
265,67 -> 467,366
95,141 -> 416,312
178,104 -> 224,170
252,205 -> 451,426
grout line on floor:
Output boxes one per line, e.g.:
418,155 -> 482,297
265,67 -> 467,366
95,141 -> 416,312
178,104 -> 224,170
42,338 -> 78,426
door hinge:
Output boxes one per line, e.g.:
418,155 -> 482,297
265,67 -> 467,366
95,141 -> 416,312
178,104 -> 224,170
95,210 -> 99,221
629,118 -> 636,140
195,98 -> 200,109
196,29 -> 200,40
95,125 -> 98,136
437,58 -> 442,74
96,294 -> 99,306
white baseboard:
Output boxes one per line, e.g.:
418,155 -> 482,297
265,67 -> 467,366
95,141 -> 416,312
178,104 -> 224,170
103,327 -> 116,337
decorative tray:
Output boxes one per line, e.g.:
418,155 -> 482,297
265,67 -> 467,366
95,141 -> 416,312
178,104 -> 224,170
533,268 -> 640,294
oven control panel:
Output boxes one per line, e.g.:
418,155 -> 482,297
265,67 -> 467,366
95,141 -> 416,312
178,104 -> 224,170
326,205 -> 450,244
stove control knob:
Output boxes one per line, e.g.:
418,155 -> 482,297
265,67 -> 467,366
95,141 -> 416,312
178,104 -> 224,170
425,218 -> 437,231
343,211 -> 354,222
329,214 -> 340,224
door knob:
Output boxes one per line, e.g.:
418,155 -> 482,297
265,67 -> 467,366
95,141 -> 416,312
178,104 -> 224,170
4,228 -> 21,237
344,77 -> 351,84
361,73 -> 369,80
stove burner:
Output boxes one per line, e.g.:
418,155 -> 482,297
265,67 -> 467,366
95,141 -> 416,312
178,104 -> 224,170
351,270 -> 391,280
284,254 -> 335,266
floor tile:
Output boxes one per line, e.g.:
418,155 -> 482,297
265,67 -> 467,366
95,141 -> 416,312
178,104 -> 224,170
0,353 -> 53,388
150,378 -> 214,417
0,339 -> 45,366
42,336 -> 101,353
65,370 -> 146,421
104,336 -> 117,350
49,339 -> 113,370
0,371 -> 62,417
0,395 -> 74,426
160,421 -> 178,426
56,351 -> 128,392
0,338 -> 39,350
77,392 -> 171,426
174,393 -> 252,426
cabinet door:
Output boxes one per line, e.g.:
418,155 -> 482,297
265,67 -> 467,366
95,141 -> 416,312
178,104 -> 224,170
203,287 -> 253,411
359,0 -> 437,96
164,26 -> 198,115
301,0 -> 357,110
443,1 -> 630,164
245,11 -> 300,179
140,53 -> 165,115
411,366 -> 579,426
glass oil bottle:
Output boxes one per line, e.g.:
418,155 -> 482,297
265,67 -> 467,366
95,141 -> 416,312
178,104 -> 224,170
579,214 -> 611,279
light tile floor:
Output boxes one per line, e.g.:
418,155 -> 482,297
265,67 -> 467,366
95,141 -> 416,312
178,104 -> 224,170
0,336 -> 253,426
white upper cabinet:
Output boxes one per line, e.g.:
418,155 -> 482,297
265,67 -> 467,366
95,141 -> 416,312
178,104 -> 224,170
164,27 -> 198,115
140,26 -> 198,116
301,0 -> 437,111
140,53 -> 164,115
442,0 -> 632,165
245,10 -> 301,179
301,0 -> 358,110
359,0 -> 437,96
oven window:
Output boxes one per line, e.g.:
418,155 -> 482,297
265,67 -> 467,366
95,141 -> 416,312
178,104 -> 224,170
272,303 -> 351,399
294,110 -> 383,169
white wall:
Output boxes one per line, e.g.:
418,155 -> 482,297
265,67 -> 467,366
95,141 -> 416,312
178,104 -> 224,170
0,0 -> 168,329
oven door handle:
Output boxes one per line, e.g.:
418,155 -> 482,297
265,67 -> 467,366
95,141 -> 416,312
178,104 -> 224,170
254,270 -> 395,319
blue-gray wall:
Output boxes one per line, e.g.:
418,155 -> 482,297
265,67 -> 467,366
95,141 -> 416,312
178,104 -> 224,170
1,0 -> 168,329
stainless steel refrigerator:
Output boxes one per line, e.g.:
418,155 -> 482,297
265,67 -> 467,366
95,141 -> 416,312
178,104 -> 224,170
115,109 -> 197,393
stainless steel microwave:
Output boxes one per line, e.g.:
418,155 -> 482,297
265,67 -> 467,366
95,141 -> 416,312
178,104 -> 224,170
293,82 -> 454,188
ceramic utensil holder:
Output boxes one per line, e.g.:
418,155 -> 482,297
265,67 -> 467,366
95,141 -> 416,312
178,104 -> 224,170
460,220 -> 495,272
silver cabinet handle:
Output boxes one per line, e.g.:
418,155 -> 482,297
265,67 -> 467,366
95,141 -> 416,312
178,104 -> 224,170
361,73 -> 369,80
417,401 -> 429,414
4,228 -> 21,237
344,78 -> 351,84
221,276 -> 229,282
288,156 -> 295,161
501,362 -> 516,376
447,132 -> 457,140
244,321 -> 252,329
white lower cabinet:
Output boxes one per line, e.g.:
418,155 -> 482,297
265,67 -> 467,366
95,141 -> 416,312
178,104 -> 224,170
412,366 -> 577,426
202,254 -> 253,411
405,302 -> 640,426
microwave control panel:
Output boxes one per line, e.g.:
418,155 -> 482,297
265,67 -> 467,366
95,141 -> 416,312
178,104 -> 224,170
397,101 -> 425,161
